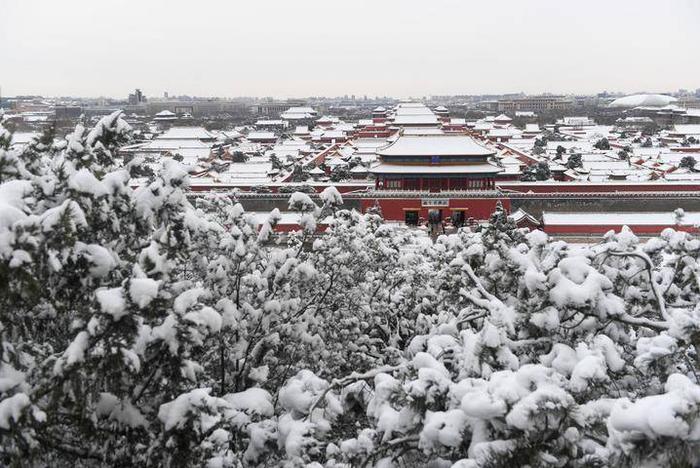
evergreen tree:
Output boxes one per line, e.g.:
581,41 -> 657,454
2,115 -> 700,467
566,153 -> 583,169
680,155 -> 697,171
330,165 -> 349,182
594,137 -> 610,150
555,145 -> 566,159
521,161 -> 551,181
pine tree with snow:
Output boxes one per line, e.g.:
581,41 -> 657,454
2,117 -> 700,467
521,161 -> 551,181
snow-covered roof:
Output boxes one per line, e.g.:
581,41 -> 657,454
210,161 -> 273,185
280,107 -> 317,120
247,132 -> 277,141
247,211 -> 333,226
324,157 -> 347,167
664,172 -> 700,181
321,130 -> 345,139
370,162 -> 502,174
488,128 -> 515,138
473,122 -> 493,131
216,130 -> 243,140
394,107 -> 435,116
402,127 -> 444,135
670,125 -> 700,136
396,102 -> 428,108
9,132 -> 38,146
543,211 -> 700,226
285,106 -> 315,114
159,126 -> 216,140
561,116 -> 594,126
134,138 -> 212,155
256,119 -> 286,126
377,135 -> 495,157
609,94 -> 677,108
509,209 -> 539,224
393,114 -> 439,125
354,138 -> 390,149
316,115 -> 338,123
499,156 -> 524,166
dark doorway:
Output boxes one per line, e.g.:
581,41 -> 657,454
428,209 -> 443,237
405,210 -> 419,226
428,209 -> 442,224
451,210 -> 465,227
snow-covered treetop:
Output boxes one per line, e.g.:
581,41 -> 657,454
1,114 -> 700,467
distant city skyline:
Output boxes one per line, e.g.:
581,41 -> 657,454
2,0 -> 699,99
2,88 -> 700,101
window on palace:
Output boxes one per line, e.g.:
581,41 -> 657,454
386,179 -> 401,189
404,178 -> 419,190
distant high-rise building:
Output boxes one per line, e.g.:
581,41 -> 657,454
164,91 -> 169,99
128,88 -> 146,105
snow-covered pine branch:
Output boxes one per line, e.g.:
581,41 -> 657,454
1,115 -> 700,466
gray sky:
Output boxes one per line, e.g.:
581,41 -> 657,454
1,0 -> 699,99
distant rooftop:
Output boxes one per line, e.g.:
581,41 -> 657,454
158,126 -> 216,140
377,134 -> 495,157
609,94 -> 677,108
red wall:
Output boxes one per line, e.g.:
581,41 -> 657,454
188,183 -> 370,193
269,222 -> 330,233
498,182 -> 700,193
544,224 -> 700,235
360,197 -> 509,222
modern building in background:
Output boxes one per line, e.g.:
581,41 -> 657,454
496,95 -> 573,113
128,89 -> 146,105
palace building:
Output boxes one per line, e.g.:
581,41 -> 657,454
370,133 -> 503,191
390,102 -> 440,128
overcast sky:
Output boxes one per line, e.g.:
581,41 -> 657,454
1,0 -> 699,99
